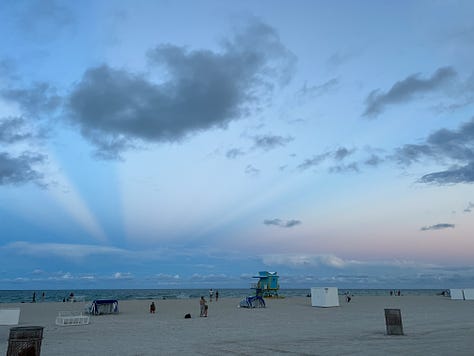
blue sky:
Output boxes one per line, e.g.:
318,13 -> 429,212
1,0 -> 474,290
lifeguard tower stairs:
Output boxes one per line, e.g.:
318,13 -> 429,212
252,271 -> 280,297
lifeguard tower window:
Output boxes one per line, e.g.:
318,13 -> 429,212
252,271 -> 279,297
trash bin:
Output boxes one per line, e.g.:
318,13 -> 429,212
7,326 -> 44,356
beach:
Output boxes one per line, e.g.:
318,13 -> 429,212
1,296 -> 473,355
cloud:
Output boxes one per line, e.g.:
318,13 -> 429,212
419,163 -> 474,184
394,117 -> 474,184
420,223 -> 455,231
252,134 -> 294,151
226,148 -> 245,159
363,66 -> 457,117
1,82 -> 62,116
4,241 -> 129,259
0,58 -> 19,82
334,147 -> 355,161
297,153 -> 331,170
464,202 -> 474,213
10,0 -> 74,40
263,218 -> 301,228
329,162 -> 359,173
297,78 -> 339,98
364,154 -> 384,166
113,272 -> 133,280
261,254 -> 347,268
0,117 -> 33,143
297,147 -> 355,171
0,152 -> 45,185
67,20 -> 295,159
244,164 -> 260,176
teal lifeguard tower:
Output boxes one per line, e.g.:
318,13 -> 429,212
252,271 -> 280,297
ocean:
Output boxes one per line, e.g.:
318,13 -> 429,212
0,288 -> 446,303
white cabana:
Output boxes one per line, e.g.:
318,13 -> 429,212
462,289 -> 474,300
311,287 -> 340,307
450,289 -> 465,300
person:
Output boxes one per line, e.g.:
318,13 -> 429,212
68,292 -> 74,302
32,292 -> 36,303
200,296 -> 208,317
215,290 -> 219,302
346,294 -> 351,303
209,289 -> 213,302
150,302 -> 156,314
41,292 -> 45,302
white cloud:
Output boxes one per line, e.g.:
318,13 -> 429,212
261,254 -> 349,268
4,241 -> 128,259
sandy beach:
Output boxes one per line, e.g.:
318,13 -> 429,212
1,296 -> 473,355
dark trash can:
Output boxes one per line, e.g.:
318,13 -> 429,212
7,326 -> 44,356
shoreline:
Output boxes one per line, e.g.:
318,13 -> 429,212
1,296 -> 473,355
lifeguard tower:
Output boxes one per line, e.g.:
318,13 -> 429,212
252,271 -> 280,297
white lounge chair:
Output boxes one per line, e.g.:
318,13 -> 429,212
55,311 -> 90,326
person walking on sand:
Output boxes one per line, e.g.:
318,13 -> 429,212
200,296 -> 208,317
215,290 -> 219,302
209,288 -> 213,302
150,301 -> 156,314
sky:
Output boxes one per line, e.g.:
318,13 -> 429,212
1,0 -> 474,290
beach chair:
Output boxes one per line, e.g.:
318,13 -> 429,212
55,311 -> 90,326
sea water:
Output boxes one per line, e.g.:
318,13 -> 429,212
0,288 -> 445,303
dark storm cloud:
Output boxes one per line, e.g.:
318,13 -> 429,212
363,67 -> 457,117
420,223 -> 455,231
0,117 -> 32,143
263,218 -> 301,228
252,134 -> 294,151
67,20 -> 295,159
1,82 -> 62,116
394,117 -> 474,184
0,152 -> 45,185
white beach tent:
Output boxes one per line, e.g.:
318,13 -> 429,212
311,287 -> 340,307
450,289 -> 465,300
462,289 -> 474,300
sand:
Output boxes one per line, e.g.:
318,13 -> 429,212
1,296 -> 473,355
